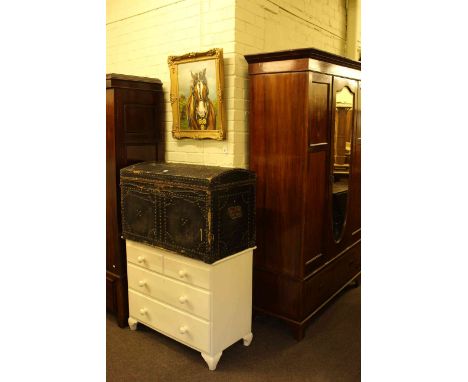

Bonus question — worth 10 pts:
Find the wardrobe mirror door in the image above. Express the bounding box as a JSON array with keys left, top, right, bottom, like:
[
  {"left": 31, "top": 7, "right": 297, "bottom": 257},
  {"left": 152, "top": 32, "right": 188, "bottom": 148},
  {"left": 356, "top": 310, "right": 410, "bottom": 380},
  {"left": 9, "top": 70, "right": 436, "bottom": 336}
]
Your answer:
[{"left": 332, "top": 85, "right": 354, "bottom": 241}]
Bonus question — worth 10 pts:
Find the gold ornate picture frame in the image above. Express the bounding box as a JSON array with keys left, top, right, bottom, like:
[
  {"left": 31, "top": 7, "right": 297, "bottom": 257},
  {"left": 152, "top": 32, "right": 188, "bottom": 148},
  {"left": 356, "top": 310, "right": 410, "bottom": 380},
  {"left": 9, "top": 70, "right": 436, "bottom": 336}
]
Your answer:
[{"left": 168, "top": 48, "right": 225, "bottom": 140}]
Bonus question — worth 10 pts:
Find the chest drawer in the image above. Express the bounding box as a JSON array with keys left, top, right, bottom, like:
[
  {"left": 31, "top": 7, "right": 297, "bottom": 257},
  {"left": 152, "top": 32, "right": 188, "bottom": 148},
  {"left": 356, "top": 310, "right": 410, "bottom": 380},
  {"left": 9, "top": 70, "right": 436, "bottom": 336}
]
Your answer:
[
  {"left": 127, "top": 263, "right": 211, "bottom": 320},
  {"left": 129, "top": 290, "right": 211, "bottom": 353},
  {"left": 164, "top": 254, "right": 210, "bottom": 290},
  {"left": 126, "top": 241, "right": 163, "bottom": 273}
]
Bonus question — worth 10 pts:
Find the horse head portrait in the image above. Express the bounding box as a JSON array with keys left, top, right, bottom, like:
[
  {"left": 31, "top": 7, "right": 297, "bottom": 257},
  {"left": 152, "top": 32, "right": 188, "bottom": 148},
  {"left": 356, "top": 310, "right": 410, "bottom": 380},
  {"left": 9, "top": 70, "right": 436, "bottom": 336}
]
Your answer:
[{"left": 187, "top": 68, "right": 216, "bottom": 130}]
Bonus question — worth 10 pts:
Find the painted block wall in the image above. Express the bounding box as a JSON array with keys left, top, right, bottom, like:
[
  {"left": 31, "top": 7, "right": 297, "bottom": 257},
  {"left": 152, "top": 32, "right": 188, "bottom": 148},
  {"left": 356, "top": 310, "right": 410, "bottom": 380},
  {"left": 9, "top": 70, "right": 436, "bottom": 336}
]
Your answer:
[
  {"left": 233, "top": 0, "right": 348, "bottom": 167},
  {"left": 106, "top": 0, "right": 352, "bottom": 168}
]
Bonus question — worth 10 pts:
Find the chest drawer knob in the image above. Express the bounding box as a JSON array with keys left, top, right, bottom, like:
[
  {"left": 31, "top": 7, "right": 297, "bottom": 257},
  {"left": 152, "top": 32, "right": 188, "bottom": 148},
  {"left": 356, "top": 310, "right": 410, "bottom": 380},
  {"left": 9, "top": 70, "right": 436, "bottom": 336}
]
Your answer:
[
  {"left": 137, "top": 255, "right": 145, "bottom": 263},
  {"left": 139, "top": 308, "right": 148, "bottom": 315},
  {"left": 178, "top": 270, "right": 187, "bottom": 278},
  {"left": 179, "top": 325, "right": 188, "bottom": 334},
  {"left": 138, "top": 280, "right": 147, "bottom": 287},
  {"left": 178, "top": 295, "right": 188, "bottom": 304}
]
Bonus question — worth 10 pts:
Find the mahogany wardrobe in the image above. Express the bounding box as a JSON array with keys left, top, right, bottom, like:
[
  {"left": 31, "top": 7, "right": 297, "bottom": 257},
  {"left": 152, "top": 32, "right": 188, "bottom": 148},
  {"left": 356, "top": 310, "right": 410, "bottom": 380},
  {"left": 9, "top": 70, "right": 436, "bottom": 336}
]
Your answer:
[{"left": 245, "top": 48, "right": 361, "bottom": 340}]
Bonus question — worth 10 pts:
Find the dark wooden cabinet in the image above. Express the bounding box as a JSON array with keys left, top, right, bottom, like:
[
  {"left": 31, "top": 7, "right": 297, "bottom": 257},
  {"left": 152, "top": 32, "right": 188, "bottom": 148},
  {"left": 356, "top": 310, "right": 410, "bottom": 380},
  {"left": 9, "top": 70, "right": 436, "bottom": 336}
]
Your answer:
[
  {"left": 245, "top": 48, "right": 361, "bottom": 340},
  {"left": 106, "top": 74, "right": 164, "bottom": 327}
]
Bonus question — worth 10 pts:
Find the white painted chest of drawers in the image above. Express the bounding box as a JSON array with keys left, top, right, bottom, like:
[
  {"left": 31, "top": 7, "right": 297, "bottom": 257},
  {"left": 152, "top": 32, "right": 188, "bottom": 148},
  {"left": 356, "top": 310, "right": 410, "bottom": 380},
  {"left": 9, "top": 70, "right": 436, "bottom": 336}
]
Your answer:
[{"left": 126, "top": 240, "right": 254, "bottom": 371}]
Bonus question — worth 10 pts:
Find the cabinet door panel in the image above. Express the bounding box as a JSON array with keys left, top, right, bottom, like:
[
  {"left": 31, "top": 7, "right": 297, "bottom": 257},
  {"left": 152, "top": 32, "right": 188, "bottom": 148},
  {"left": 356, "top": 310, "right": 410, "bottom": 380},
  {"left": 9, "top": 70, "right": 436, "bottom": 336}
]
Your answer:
[
  {"left": 303, "top": 151, "right": 327, "bottom": 275},
  {"left": 106, "top": 89, "right": 122, "bottom": 273},
  {"left": 125, "top": 144, "right": 159, "bottom": 166},
  {"left": 106, "top": 74, "right": 163, "bottom": 327},
  {"left": 250, "top": 72, "right": 308, "bottom": 278},
  {"left": 328, "top": 77, "right": 359, "bottom": 254},
  {"left": 308, "top": 73, "right": 332, "bottom": 148},
  {"left": 348, "top": 82, "right": 361, "bottom": 237},
  {"left": 304, "top": 73, "right": 332, "bottom": 275}
]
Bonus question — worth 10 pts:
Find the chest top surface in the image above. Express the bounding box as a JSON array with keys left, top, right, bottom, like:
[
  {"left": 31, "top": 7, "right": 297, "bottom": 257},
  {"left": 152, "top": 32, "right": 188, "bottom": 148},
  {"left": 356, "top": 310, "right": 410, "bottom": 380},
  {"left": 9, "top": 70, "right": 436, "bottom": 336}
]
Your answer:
[{"left": 120, "top": 161, "right": 255, "bottom": 189}]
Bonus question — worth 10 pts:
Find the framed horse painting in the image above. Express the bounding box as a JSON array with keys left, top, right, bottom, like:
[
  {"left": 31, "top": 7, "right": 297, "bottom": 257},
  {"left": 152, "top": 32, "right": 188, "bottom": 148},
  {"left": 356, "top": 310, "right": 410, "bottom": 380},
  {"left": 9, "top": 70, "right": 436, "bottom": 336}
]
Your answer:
[{"left": 168, "top": 48, "right": 226, "bottom": 140}]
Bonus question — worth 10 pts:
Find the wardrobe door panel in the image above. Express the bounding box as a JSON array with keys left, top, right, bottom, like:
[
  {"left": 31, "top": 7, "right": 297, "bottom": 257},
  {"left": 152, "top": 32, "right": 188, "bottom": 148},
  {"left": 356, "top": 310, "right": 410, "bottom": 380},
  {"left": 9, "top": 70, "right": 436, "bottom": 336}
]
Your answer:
[
  {"left": 303, "top": 152, "right": 327, "bottom": 276},
  {"left": 328, "top": 77, "right": 358, "bottom": 252},
  {"left": 348, "top": 82, "right": 361, "bottom": 238},
  {"left": 308, "top": 73, "right": 331, "bottom": 150},
  {"left": 250, "top": 72, "right": 308, "bottom": 278},
  {"left": 303, "top": 73, "right": 332, "bottom": 276}
]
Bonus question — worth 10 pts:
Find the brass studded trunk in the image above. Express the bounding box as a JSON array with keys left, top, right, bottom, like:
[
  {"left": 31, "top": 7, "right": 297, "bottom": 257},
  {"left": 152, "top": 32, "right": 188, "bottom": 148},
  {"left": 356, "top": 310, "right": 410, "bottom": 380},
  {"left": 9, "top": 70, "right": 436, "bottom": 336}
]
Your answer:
[{"left": 120, "top": 162, "right": 256, "bottom": 264}]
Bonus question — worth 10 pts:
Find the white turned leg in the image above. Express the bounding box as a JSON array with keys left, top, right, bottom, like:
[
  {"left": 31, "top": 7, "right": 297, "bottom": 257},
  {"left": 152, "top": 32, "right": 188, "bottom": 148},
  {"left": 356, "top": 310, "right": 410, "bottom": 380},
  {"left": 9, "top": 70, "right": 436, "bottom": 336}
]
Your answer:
[
  {"left": 242, "top": 332, "right": 253, "bottom": 346},
  {"left": 201, "top": 352, "right": 222, "bottom": 371},
  {"left": 128, "top": 317, "right": 138, "bottom": 331}
]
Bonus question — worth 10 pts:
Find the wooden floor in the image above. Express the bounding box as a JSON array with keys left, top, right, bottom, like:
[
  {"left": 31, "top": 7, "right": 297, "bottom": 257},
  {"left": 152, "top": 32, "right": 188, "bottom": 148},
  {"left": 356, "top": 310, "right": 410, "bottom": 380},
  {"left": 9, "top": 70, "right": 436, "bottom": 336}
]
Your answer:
[{"left": 107, "top": 285, "right": 360, "bottom": 382}]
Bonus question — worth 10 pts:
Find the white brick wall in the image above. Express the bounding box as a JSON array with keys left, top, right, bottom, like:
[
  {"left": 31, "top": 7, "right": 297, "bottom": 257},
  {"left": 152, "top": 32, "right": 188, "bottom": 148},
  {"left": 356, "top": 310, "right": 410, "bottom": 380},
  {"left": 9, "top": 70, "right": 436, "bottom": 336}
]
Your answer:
[
  {"left": 106, "top": 0, "right": 353, "bottom": 169},
  {"left": 233, "top": 0, "right": 348, "bottom": 168}
]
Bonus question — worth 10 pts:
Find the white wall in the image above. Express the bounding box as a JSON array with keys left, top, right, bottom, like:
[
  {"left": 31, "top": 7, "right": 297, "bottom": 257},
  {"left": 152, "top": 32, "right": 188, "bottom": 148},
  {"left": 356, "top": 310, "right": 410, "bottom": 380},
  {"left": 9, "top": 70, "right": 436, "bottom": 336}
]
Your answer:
[
  {"left": 233, "top": 0, "right": 349, "bottom": 167},
  {"left": 106, "top": 0, "right": 357, "bottom": 168},
  {"left": 107, "top": 0, "right": 238, "bottom": 167}
]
